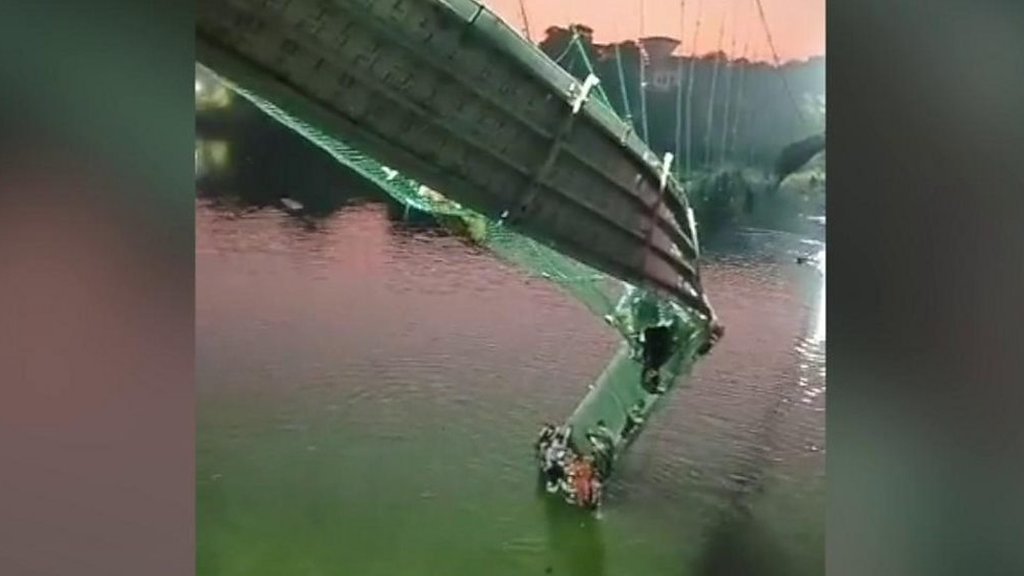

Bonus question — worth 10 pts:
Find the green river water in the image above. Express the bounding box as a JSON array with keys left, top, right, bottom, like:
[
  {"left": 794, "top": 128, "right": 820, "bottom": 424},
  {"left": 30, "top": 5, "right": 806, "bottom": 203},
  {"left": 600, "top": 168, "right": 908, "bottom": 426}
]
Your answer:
[{"left": 196, "top": 104, "right": 824, "bottom": 576}]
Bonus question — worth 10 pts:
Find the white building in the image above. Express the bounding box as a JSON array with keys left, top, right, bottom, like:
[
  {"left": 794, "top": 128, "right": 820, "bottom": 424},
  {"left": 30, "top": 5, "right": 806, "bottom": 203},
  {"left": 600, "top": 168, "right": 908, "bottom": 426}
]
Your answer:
[{"left": 639, "top": 37, "right": 683, "bottom": 93}]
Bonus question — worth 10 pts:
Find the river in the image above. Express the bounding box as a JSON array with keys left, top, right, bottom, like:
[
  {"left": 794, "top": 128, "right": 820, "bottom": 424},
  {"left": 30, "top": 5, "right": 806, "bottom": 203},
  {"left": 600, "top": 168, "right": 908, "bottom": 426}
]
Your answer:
[{"left": 196, "top": 101, "right": 825, "bottom": 576}]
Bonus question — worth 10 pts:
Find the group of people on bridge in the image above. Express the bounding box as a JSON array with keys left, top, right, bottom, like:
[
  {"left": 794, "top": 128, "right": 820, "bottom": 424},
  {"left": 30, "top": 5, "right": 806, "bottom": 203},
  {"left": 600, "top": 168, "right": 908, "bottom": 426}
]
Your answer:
[{"left": 535, "top": 424, "right": 602, "bottom": 509}]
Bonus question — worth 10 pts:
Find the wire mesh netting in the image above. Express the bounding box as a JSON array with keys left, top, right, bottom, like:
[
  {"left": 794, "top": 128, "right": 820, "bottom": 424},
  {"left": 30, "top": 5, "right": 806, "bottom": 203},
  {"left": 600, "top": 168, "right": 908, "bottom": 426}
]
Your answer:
[{"left": 217, "top": 74, "right": 628, "bottom": 321}]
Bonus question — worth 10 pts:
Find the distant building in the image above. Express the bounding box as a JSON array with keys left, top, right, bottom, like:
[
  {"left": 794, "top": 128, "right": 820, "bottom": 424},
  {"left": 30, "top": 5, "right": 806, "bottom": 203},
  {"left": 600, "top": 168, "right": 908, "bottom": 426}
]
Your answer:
[
  {"left": 640, "top": 37, "right": 683, "bottom": 92},
  {"left": 639, "top": 36, "right": 680, "bottom": 61}
]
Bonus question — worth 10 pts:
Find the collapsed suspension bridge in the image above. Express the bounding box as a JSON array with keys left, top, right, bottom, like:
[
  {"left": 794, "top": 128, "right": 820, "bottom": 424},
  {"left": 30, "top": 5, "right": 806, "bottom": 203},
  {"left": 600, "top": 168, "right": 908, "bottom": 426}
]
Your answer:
[{"left": 195, "top": 0, "right": 800, "bottom": 507}]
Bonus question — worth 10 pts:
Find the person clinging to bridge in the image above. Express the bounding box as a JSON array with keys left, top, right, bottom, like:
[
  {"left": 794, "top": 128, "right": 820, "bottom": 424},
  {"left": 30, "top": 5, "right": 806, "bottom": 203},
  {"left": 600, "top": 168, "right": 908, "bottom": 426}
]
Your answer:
[
  {"left": 543, "top": 448, "right": 564, "bottom": 492},
  {"left": 622, "top": 403, "right": 646, "bottom": 439},
  {"left": 535, "top": 423, "right": 556, "bottom": 453},
  {"left": 641, "top": 325, "right": 674, "bottom": 394},
  {"left": 570, "top": 456, "right": 598, "bottom": 508},
  {"left": 540, "top": 425, "right": 572, "bottom": 493}
]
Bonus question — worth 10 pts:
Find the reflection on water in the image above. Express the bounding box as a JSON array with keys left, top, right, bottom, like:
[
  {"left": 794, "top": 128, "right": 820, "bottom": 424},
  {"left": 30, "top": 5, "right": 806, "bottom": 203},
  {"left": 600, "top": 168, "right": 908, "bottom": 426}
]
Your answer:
[
  {"left": 691, "top": 501, "right": 795, "bottom": 576},
  {"left": 808, "top": 247, "right": 826, "bottom": 344},
  {"left": 196, "top": 85, "right": 824, "bottom": 576},
  {"left": 541, "top": 489, "right": 607, "bottom": 576},
  {"left": 798, "top": 248, "right": 826, "bottom": 409},
  {"left": 196, "top": 200, "right": 825, "bottom": 575},
  {"left": 195, "top": 139, "right": 230, "bottom": 179}
]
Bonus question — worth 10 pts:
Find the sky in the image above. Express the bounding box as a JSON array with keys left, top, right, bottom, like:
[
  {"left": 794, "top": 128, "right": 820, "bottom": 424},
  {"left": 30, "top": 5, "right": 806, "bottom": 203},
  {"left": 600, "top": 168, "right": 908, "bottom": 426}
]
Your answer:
[{"left": 484, "top": 0, "right": 825, "bottom": 62}]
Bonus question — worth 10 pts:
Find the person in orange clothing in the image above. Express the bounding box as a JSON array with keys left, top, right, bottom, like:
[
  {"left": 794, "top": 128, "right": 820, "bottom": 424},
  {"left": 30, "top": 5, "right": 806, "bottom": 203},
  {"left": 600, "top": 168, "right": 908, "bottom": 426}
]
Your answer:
[{"left": 573, "top": 456, "right": 596, "bottom": 507}]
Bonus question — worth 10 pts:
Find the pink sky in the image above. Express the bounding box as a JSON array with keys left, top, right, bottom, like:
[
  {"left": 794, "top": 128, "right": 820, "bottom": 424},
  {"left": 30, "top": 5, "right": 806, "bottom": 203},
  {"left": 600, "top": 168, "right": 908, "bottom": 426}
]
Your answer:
[{"left": 484, "top": 0, "right": 825, "bottom": 62}]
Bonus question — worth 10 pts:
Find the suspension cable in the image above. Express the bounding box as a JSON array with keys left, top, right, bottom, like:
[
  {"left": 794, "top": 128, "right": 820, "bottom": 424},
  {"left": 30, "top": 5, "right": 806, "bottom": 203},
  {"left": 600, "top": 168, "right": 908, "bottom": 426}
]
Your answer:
[
  {"left": 752, "top": 0, "right": 807, "bottom": 126},
  {"left": 517, "top": 0, "right": 532, "bottom": 42},
  {"left": 613, "top": 45, "right": 634, "bottom": 124},
  {"left": 718, "top": 8, "right": 739, "bottom": 167},
  {"left": 704, "top": 15, "right": 725, "bottom": 167},
  {"left": 728, "top": 39, "right": 750, "bottom": 159},
  {"left": 609, "top": 1, "right": 635, "bottom": 126},
  {"left": 745, "top": 47, "right": 760, "bottom": 164},
  {"left": 568, "top": 28, "right": 614, "bottom": 109},
  {"left": 550, "top": 34, "right": 577, "bottom": 65},
  {"left": 637, "top": 0, "right": 650, "bottom": 144},
  {"left": 684, "top": 0, "right": 703, "bottom": 175},
  {"left": 673, "top": 0, "right": 687, "bottom": 176}
]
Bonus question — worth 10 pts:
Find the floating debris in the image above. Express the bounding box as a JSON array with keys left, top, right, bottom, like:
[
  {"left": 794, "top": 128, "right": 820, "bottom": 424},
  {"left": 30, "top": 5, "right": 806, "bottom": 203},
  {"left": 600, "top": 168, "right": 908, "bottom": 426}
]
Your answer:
[{"left": 280, "top": 197, "right": 304, "bottom": 212}]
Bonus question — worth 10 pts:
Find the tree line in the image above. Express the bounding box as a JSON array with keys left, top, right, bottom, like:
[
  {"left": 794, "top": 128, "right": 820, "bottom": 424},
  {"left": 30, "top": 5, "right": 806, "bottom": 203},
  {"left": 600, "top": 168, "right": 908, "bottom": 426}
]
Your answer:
[{"left": 539, "top": 25, "right": 825, "bottom": 175}]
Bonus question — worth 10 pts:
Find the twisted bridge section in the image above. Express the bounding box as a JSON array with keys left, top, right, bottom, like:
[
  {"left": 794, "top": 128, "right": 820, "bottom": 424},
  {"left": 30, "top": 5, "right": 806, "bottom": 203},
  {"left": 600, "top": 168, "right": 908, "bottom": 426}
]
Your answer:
[{"left": 196, "top": 0, "right": 715, "bottom": 320}]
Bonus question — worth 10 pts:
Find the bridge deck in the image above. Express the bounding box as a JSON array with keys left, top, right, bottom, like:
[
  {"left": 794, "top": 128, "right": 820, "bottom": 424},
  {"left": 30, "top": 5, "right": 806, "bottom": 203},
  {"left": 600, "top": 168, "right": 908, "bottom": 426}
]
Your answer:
[{"left": 196, "top": 0, "right": 713, "bottom": 318}]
